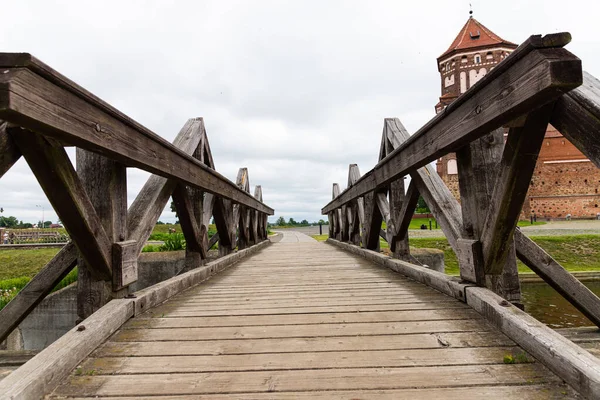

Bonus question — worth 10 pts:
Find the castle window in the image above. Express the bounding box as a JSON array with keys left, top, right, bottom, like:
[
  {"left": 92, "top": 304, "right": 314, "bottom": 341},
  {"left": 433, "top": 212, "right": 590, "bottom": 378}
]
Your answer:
[
  {"left": 446, "top": 62, "right": 450, "bottom": 71},
  {"left": 474, "top": 54, "right": 481, "bottom": 64},
  {"left": 447, "top": 159, "right": 458, "bottom": 175},
  {"left": 486, "top": 51, "right": 493, "bottom": 60},
  {"left": 461, "top": 56, "right": 468, "bottom": 63}
]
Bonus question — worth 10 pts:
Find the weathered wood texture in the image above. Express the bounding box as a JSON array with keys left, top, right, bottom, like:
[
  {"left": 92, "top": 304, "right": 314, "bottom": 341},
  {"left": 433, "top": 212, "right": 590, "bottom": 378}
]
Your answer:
[
  {"left": 10, "top": 129, "right": 113, "bottom": 280},
  {"left": 0, "top": 54, "right": 273, "bottom": 215},
  {"left": 0, "top": 299, "right": 134, "bottom": 400},
  {"left": 551, "top": 71, "right": 600, "bottom": 168},
  {"left": 1, "top": 240, "right": 271, "bottom": 399},
  {"left": 0, "top": 243, "right": 77, "bottom": 343},
  {"left": 0, "top": 121, "right": 21, "bottom": 178},
  {"left": 480, "top": 104, "right": 554, "bottom": 275},
  {"left": 456, "top": 128, "right": 522, "bottom": 304},
  {"left": 127, "top": 118, "right": 206, "bottom": 255},
  {"left": 328, "top": 238, "right": 600, "bottom": 400},
  {"left": 323, "top": 37, "right": 582, "bottom": 214},
  {"left": 76, "top": 149, "right": 128, "bottom": 319},
  {"left": 49, "top": 234, "right": 569, "bottom": 399}
]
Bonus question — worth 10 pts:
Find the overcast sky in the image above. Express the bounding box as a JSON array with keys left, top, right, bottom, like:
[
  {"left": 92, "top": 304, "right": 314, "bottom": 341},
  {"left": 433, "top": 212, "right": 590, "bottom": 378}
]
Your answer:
[{"left": 1, "top": 0, "right": 599, "bottom": 225}]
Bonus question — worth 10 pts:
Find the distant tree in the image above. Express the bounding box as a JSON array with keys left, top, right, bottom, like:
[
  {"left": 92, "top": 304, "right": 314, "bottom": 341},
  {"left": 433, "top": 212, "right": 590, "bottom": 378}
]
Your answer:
[
  {"left": 156, "top": 221, "right": 165, "bottom": 225},
  {"left": 318, "top": 219, "right": 326, "bottom": 225},
  {"left": 170, "top": 200, "right": 179, "bottom": 218},
  {"left": 0, "top": 216, "right": 18, "bottom": 228},
  {"left": 300, "top": 219, "right": 309, "bottom": 225},
  {"left": 416, "top": 195, "right": 431, "bottom": 214},
  {"left": 288, "top": 218, "right": 297, "bottom": 225},
  {"left": 0, "top": 207, "right": 3, "bottom": 214},
  {"left": 276, "top": 216, "right": 286, "bottom": 226}
]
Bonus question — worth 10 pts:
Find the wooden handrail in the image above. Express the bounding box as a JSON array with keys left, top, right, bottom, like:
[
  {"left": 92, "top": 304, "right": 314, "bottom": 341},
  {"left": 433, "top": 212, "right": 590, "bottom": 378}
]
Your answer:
[
  {"left": 0, "top": 53, "right": 273, "bottom": 215},
  {"left": 322, "top": 34, "right": 581, "bottom": 214}
]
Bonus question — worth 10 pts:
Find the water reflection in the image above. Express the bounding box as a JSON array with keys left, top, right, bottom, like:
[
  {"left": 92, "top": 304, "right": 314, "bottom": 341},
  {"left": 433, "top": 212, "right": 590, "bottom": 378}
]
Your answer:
[{"left": 521, "top": 281, "right": 600, "bottom": 328}]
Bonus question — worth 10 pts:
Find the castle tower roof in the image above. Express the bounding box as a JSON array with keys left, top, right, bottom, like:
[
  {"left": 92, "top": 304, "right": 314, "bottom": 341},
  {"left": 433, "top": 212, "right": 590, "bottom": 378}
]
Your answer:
[{"left": 438, "top": 17, "right": 517, "bottom": 61}]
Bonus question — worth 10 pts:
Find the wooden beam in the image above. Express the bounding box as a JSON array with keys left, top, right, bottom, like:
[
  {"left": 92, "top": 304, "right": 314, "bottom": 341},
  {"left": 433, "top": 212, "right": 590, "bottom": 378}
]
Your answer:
[
  {"left": 514, "top": 230, "right": 600, "bottom": 328},
  {"left": 172, "top": 184, "right": 208, "bottom": 258},
  {"left": 10, "top": 129, "right": 112, "bottom": 280},
  {"left": 456, "top": 129, "right": 522, "bottom": 304},
  {"left": 0, "top": 121, "right": 21, "bottom": 178},
  {"left": 0, "top": 243, "right": 77, "bottom": 343},
  {"left": 322, "top": 42, "right": 582, "bottom": 214},
  {"left": 213, "top": 197, "right": 234, "bottom": 256},
  {"left": 480, "top": 104, "right": 554, "bottom": 275},
  {"left": 112, "top": 240, "right": 138, "bottom": 291},
  {"left": 127, "top": 118, "right": 206, "bottom": 255},
  {"left": 392, "top": 181, "right": 420, "bottom": 242},
  {"left": 361, "top": 192, "right": 382, "bottom": 251},
  {"left": 384, "top": 118, "right": 464, "bottom": 250},
  {"left": 76, "top": 149, "right": 128, "bottom": 319},
  {"left": 551, "top": 71, "right": 600, "bottom": 168},
  {"left": 0, "top": 60, "right": 273, "bottom": 215}
]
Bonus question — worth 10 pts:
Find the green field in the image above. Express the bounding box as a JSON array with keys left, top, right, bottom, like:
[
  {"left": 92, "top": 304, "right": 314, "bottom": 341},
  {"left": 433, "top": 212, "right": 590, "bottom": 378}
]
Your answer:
[{"left": 0, "top": 223, "right": 191, "bottom": 309}]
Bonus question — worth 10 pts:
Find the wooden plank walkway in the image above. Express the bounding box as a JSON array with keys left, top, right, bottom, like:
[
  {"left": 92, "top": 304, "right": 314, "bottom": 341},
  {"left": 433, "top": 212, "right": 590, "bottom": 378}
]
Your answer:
[{"left": 50, "top": 232, "right": 575, "bottom": 399}]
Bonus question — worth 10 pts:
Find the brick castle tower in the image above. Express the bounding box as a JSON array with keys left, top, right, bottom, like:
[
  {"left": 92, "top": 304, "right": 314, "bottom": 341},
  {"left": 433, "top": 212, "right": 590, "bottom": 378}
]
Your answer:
[{"left": 435, "top": 16, "right": 600, "bottom": 219}]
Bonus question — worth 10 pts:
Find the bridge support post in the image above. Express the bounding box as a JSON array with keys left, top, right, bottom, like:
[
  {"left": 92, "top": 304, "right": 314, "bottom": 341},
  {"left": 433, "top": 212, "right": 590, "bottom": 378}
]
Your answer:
[
  {"left": 456, "top": 129, "right": 522, "bottom": 306},
  {"left": 76, "top": 150, "right": 128, "bottom": 321}
]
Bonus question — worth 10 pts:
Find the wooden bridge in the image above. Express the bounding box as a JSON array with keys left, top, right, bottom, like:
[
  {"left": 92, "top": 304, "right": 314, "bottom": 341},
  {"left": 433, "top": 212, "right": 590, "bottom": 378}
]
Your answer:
[{"left": 1, "top": 32, "right": 600, "bottom": 399}]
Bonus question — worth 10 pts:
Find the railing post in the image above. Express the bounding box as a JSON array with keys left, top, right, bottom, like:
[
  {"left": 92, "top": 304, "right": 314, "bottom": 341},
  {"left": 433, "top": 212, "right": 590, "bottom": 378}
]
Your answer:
[
  {"left": 76, "top": 150, "right": 128, "bottom": 321},
  {"left": 456, "top": 128, "right": 522, "bottom": 306}
]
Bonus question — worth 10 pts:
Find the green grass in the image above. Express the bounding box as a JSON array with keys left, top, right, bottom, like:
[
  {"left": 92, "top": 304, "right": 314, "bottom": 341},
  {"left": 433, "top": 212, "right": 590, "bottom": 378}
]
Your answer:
[
  {"left": 313, "top": 233, "right": 600, "bottom": 276},
  {"left": 148, "top": 223, "right": 216, "bottom": 240},
  {"left": 0, "top": 248, "right": 61, "bottom": 281}
]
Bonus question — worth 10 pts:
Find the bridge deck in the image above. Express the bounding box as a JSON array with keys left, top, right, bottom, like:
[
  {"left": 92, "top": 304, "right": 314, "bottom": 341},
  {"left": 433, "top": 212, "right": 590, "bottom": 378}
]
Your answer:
[{"left": 51, "top": 232, "right": 572, "bottom": 399}]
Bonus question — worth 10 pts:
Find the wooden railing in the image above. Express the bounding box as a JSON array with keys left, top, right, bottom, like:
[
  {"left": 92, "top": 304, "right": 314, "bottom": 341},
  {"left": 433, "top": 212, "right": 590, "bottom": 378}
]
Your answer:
[
  {"left": 0, "top": 53, "right": 274, "bottom": 342},
  {"left": 322, "top": 33, "right": 600, "bottom": 327}
]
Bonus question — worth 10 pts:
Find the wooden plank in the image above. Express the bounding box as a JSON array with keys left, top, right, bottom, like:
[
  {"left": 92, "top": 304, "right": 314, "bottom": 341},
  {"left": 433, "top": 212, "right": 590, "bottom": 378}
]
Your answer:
[
  {"left": 551, "top": 71, "right": 600, "bottom": 168},
  {"left": 322, "top": 45, "right": 582, "bottom": 214},
  {"left": 480, "top": 104, "right": 554, "bottom": 274},
  {"left": 81, "top": 346, "right": 522, "bottom": 374},
  {"left": 127, "top": 118, "right": 205, "bottom": 254},
  {"left": 160, "top": 302, "right": 468, "bottom": 317},
  {"left": 46, "top": 385, "right": 579, "bottom": 400},
  {"left": 0, "top": 65, "right": 273, "bottom": 215},
  {"left": 0, "top": 121, "right": 21, "bottom": 178},
  {"left": 514, "top": 229, "right": 600, "bottom": 327},
  {"left": 392, "top": 181, "right": 419, "bottom": 241},
  {"left": 466, "top": 286, "right": 600, "bottom": 399},
  {"left": 10, "top": 129, "right": 112, "bottom": 280},
  {"left": 125, "top": 309, "right": 481, "bottom": 329},
  {"left": 132, "top": 240, "right": 270, "bottom": 316},
  {"left": 53, "top": 364, "right": 556, "bottom": 397},
  {"left": 0, "top": 299, "right": 134, "bottom": 400},
  {"left": 113, "top": 319, "right": 490, "bottom": 342},
  {"left": 94, "top": 331, "right": 511, "bottom": 357},
  {"left": 0, "top": 243, "right": 77, "bottom": 343}
]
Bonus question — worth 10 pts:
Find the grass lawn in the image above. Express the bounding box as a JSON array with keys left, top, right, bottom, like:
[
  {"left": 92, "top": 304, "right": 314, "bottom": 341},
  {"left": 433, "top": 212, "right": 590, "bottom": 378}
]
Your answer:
[
  {"left": 0, "top": 248, "right": 61, "bottom": 281},
  {"left": 312, "top": 233, "right": 599, "bottom": 276},
  {"left": 383, "top": 218, "right": 544, "bottom": 231}
]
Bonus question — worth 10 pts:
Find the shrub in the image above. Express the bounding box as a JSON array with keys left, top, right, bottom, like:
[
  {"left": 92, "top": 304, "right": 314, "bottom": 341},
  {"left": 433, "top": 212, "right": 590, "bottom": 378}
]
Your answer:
[{"left": 160, "top": 233, "right": 186, "bottom": 251}]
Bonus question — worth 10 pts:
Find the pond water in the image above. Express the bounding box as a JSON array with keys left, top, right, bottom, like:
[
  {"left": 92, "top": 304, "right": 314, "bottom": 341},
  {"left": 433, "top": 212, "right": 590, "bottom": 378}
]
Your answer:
[{"left": 520, "top": 280, "right": 600, "bottom": 328}]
